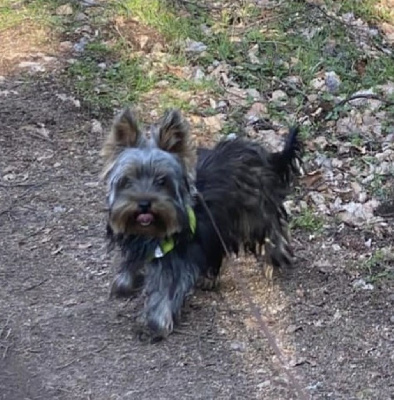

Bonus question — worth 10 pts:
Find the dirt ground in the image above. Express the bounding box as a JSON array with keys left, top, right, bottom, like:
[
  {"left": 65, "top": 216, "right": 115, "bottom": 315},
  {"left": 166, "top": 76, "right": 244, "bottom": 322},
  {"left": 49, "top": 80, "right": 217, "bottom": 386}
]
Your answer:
[{"left": 0, "top": 72, "right": 393, "bottom": 400}]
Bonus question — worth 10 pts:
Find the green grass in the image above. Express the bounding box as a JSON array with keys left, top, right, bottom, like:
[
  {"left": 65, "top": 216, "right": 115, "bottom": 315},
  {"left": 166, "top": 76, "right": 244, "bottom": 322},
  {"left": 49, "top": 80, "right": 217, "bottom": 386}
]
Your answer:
[
  {"left": 363, "top": 248, "right": 394, "bottom": 282},
  {"left": 157, "top": 92, "right": 193, "bottom": 112},
  {"left": 198, "top": 0, "right": 393, "bottom": 101},
  {"left": 291, "top": 209, "right": 324, "bottom": 233},
  {"left": 331, "top": 0, "right": 394, "bottom": 23},
  {"left": 0, "top": 0, "right": 66, "bottom": 31},
  {"left": 63, "top": 0, "right": 211, "bottom": 111},
  {"left": 68, "top": 45, "right": 157, "bottom": 111},
  {"left": 116, "top": 0, "right": 203, "bottom": 41}
]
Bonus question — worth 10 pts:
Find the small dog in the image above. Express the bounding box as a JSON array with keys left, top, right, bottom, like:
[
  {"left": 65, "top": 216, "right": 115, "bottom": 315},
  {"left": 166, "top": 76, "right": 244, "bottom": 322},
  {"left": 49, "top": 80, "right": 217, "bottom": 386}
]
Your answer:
[{"left": 101, "top": 108, "right": 302, "bottom": 339}]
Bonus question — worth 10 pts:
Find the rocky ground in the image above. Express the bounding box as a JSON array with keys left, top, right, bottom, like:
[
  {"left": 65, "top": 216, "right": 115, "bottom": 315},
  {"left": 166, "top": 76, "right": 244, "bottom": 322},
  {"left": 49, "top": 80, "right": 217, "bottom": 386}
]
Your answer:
[{"left": 0, "top": 1, "right": 393, "bottom": 399}]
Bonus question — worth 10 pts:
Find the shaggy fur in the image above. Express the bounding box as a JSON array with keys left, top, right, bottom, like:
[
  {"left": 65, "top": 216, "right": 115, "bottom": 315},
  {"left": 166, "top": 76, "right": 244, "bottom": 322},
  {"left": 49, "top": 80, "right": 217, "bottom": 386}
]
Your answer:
[{"left": 101, "top": 107, "right": 302, "bottom": 339}]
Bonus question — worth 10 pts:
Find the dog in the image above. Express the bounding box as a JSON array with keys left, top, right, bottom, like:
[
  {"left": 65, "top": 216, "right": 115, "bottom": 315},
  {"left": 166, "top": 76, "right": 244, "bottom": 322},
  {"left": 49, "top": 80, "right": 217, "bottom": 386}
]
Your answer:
[{"left": 101, "top": 107, "right": 302, "bottom": 339}]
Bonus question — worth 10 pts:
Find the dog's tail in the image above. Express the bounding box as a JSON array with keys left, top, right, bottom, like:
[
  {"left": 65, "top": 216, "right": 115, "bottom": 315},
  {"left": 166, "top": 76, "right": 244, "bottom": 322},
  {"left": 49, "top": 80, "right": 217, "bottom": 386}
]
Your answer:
[{"left": 269, "top": 126, "right": 303, "bottom": 185}]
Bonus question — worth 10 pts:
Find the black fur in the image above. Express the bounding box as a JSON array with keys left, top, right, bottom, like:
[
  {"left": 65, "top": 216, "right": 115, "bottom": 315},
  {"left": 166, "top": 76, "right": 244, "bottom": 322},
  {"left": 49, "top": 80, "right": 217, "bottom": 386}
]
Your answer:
[{"left": 106, "top": 127, "right": 302, "bottom": 339}]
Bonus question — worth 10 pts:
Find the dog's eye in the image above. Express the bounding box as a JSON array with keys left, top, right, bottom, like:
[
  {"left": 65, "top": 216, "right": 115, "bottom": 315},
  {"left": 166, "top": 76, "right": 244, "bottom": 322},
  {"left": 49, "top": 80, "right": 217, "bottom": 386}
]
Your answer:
[
  {"left": 118, "top": 177, "right": 132, "bottom": 189},
  {"left": 155, "top": 177, "right": 166, "bottom": 186}
]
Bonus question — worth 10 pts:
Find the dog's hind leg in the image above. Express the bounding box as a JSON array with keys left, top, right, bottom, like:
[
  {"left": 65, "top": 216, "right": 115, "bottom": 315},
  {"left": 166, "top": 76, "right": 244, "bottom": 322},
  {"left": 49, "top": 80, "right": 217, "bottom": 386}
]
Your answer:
[
  {"left": 143, "top": 257, "right": 200, "bottom": 339},
  {"left": 264, "top": 210, "right": 293, "bottom": 277}
]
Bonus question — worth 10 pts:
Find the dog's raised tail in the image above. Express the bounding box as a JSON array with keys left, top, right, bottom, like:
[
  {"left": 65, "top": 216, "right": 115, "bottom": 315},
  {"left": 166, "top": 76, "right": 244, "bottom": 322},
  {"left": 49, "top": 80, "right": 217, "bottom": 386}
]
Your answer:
[{"left": 270, "top": 126, "right": 303, "bottom": 185}]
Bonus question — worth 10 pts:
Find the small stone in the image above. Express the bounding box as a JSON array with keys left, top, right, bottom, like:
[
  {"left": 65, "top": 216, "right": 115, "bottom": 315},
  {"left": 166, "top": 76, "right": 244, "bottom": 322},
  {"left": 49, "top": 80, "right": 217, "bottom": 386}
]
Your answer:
[
  {"left": 245, "top": 102, "right": 268, "bottom": 123},
  {"left": 73, "top": 37, "right": 89, "bottom": 53},
  {"left": 230, "top": 341, "right": 246, "bottom": 351},
  {"left": 74, "top": 12, "right": 87, "bottom": 21},
  {"left": 184, "top": 39, "right": 207, "bottom": 53},
  {"left": 91, "top": 120, "right": 103, "bottom": 135},
  {"left": 225, "top": 133, "right": 237, "bottom": 141},
  {"left": 98, "top": 62, "right": 106, "bottom": 70},
  {"left": 353, "top": 279, "right": 374, "bottom": 290},
  {"left": 246, "top": 88, "right": 260, "bottom": 100},
  {"left": 325, "top": 71, "right": 341, "bottom": 93},
  {"left": 59, "top": 41, "right": 73, "bottom": 51},
  {"left": 80, "top": 0, "right": 97, "bottom": 6},
  {"left": 203, "top": 114, "right": 225, "bottom": 132},
  {"left": 271, "top": 89, "right": 287, "bottom": 102},
  {"left": 257, "top": 380, "right": 270, "bottom": 389},
  {"left": 310, "top": 77, "right": 325, "bottom": 91},
  {"left": 151, "top": 43, "right": 164, "bottom": 53},
  {"left": 139, "top": 35, "right": 149, "bottom": 50},
  {"left": 390, "top": 316, "right": 394, "bottom": 323},
  {"left": 193, "top": 68, "right": 205, "bottom": 81},
  {"left": 53, "top": 206, "right": 66, "bottom": 213},
  {"left": 18, "top": 61, "right": 45, "bottom": 73},
  {"left": 56, "top": 4, "right": 73, "bottom": 16},
  {"left": 217, "top": 100, "right": 227, "bottom": 109},
  {"left": 79, "top": 24, "right": 92, "bottom": 34}
]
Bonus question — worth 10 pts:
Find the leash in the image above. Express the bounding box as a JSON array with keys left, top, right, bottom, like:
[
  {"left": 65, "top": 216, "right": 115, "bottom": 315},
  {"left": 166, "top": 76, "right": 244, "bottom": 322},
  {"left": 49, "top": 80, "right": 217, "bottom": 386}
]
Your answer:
[{"left": 196, "top": 192, "right": 310, "bottom": 400}]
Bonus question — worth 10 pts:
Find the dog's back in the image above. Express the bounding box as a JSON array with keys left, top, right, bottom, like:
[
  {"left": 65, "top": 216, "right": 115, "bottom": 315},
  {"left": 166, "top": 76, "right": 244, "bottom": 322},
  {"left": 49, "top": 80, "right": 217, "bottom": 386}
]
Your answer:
[{"left": 195, "top": 129, "right": 302, "bottom": 277}]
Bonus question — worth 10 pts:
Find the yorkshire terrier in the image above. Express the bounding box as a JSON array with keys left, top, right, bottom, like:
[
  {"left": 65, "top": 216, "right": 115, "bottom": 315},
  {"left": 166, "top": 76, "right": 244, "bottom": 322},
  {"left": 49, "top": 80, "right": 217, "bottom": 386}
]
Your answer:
[{"left": 101, "top": 107, "right": 302, "bottom": 339}]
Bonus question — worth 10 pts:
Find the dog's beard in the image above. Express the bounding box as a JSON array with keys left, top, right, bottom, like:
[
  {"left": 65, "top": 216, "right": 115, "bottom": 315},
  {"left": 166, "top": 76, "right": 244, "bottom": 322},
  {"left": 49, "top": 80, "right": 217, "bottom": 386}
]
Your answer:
[
  {"left": 107, "top": 225, "right": 161, "bottom": 263},
  {"left": 108, "top": 198, "right": 183, "bottom": 239}
]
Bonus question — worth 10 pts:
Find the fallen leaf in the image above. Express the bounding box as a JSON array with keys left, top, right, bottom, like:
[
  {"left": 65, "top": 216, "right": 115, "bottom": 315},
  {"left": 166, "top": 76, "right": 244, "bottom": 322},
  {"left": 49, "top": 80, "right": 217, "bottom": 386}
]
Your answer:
[
  {"left": 78, "top": 243, "right": 92, "bottom": 249},
  {"left": 51, "top": 246, "right": 63, "bottom": 255},
  {"left": 300, "top": 170, "right": 323, "bottom": 188}
]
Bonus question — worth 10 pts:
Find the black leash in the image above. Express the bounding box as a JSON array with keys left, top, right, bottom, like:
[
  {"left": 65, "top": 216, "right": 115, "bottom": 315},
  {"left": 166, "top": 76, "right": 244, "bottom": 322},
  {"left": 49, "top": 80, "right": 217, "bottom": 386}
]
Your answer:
[{"left": 196, "top": 192, "right": 310, "bottom": 400}]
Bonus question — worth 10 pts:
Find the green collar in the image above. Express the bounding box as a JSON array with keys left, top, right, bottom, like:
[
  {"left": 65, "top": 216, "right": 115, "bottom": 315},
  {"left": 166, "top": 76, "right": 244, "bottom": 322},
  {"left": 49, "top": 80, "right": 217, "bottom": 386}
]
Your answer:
[{"left": 151, "top": 206, "right": 196, "bottom": 260}]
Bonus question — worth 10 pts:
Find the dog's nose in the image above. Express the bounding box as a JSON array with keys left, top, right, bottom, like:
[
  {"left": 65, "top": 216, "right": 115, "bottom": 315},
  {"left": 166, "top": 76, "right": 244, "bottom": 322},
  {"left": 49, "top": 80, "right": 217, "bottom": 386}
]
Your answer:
[{"left": 138, "top": 200, "right": 151, "bottom": 212}]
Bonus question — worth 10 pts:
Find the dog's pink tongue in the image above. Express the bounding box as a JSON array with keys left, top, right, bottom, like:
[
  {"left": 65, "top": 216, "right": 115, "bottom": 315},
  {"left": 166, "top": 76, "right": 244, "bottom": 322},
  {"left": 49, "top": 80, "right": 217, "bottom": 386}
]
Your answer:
[{"left": 136, "top": 213, "right": 154, "bottom": 225}]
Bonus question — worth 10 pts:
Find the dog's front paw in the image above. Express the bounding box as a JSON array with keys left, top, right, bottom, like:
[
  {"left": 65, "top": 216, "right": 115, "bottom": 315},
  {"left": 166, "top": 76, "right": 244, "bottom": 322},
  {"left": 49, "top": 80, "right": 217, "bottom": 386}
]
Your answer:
[
  {"left": 146, "top": 300, "right": 174, "bottom": 339},
  {"left": 110, "top": 270, "right": 144, "bottom": 299}
]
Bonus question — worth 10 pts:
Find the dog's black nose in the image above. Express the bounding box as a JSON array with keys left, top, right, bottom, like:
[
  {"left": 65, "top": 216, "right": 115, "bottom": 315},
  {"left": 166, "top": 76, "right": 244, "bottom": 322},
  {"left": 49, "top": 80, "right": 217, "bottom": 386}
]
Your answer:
[{"left": 138, "top": 200, "right": 151, "bottom": 212}]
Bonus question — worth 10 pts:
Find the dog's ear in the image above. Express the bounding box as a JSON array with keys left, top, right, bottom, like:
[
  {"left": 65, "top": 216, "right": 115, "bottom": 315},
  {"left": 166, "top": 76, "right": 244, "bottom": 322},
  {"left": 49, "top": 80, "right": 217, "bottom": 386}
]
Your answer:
[
  {"left": 154, "top": 109, "right": 197, "bottom": 195},
  {"left": 154, "top": 110, "right": 193, "bottom": 159},
  {"left": 101, "top": 108, "right": 145, "bottom": 162}
]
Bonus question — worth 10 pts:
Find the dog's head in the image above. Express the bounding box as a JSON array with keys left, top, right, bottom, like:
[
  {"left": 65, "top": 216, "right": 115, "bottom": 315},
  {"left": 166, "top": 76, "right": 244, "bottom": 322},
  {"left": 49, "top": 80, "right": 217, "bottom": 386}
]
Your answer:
[{"left": 101, "top": 108, "right": 196, "bottom": 239}]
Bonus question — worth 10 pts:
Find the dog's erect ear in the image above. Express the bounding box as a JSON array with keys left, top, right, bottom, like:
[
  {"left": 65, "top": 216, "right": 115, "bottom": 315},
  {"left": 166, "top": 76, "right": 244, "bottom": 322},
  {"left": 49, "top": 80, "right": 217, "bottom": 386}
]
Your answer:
[
  {"left": 112, "top": 108, "right": 143, "bottom": 148},
  {"left": 154, "top": 109, "right": 197, "bottom": 195},
  {"left": 101, "top": 108, "right": 145, "bottom": 162},
  {"left": 154, "top": 109, "right": 193, "bottom": 158}
]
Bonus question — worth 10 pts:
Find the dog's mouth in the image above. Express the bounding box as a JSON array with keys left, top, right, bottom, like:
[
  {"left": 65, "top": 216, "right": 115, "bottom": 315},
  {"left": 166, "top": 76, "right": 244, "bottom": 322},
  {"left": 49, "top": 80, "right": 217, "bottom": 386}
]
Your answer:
[{"left": 135, "top": 213, "right": 155, "bottom": 227}]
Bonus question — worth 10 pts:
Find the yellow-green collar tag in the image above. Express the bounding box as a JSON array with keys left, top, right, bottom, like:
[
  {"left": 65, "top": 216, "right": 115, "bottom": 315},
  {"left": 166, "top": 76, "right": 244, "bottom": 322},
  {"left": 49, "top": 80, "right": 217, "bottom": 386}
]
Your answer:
[{"left": 152, "top": 206, "right": 196, "bottom": 259}]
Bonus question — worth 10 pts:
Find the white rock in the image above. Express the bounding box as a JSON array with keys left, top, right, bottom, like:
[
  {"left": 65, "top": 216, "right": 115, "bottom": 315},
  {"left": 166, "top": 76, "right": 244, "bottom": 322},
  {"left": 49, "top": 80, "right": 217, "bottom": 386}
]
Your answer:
[
  {"left": 245, "top": 102, "right": 268, "bottom": 123},
  {"left": 271, "top": 89, "right": 287, "bottom": 102},
  {"left": 310, "top": 77, "right": 325, "bottom": 91},
  {"left": 246, "top": 88, "right": 260, "bottom": 100},
  {"left": 91, "top": 120, "right": 103, "bottom": 135},
  {"left": 18, "top": 61, "right": 45, "bottom": 72},
  {"left": 203, "top": 114, "right": 225, "bottom": 132},
  {"left": 325, "top": 71, "right": 341, "bottom": 93},
  {"left": 139, "top": 35, "right": 149, "bottom": 50},
  {"left": 74, "top": 12, "right": 87, "bottom": 21},
  {"left": 56, "top": 4, "right": 73, "bottom": 16},
  {"left": 193, "top": 68, "right": 205, "bottom": 81},
  {"left": 353, "top": 279, "right": 374, "bottom": 290},
  {"left": 184, "top": 39, "right": 207, "bottom": 53}
]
